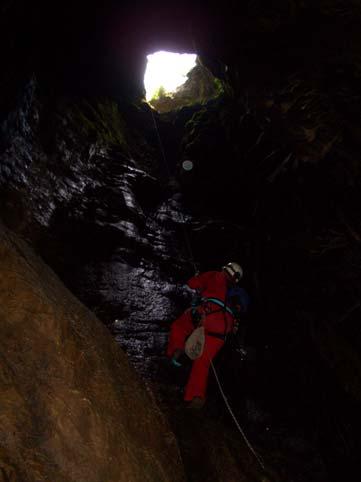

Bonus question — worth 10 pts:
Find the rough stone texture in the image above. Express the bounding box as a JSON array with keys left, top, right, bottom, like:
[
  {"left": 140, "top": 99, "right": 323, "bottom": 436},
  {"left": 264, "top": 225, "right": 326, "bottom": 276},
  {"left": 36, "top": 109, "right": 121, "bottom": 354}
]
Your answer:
[
  {"left": 0, "top": 78, "right": 193, "bottom": 380},
  {"left": 1, "top": 1, "right": 361, "bottom": 481},
  {"left": 0, "top": 222, "right": 185, "bottom": 482}
]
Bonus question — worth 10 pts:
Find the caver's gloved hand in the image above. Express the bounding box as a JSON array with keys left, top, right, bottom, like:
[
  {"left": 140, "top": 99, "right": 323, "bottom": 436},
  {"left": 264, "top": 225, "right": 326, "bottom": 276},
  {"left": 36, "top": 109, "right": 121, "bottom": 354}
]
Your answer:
[
  {"left": 191, "top": 289, "right": 202, "bottom": 308},
  {"left": 171, "top": 358, "right": 182, "bottom": 368},
  {"left": 171, "top": 348, "right": 185, "bottom": 367}
]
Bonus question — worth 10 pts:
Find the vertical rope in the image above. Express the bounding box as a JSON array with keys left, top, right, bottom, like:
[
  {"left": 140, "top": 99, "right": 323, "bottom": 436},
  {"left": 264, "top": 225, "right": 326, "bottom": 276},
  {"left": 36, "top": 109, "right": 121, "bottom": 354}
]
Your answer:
[
  {"left": 150, "top": 107, "right": 172, "bottom": 178},
  {"left": 209, "top": 358, "right": 266, "bottom": 471},
  {"left": 149, "top": 107, "right": 198, "bottom": 274}
]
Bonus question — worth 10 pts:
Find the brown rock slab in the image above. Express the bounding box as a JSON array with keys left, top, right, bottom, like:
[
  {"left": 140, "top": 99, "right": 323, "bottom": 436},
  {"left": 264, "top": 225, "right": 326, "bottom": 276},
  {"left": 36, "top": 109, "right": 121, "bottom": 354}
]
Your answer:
[{"left": 0, "top": 223, "right": 185, "bottom": 482}]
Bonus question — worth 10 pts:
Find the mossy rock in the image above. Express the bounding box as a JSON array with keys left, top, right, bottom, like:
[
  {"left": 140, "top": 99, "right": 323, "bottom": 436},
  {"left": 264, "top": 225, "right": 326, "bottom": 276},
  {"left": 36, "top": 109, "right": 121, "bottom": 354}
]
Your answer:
[{"left": 66, "top": 98, "right": 127, "bottom": 146}]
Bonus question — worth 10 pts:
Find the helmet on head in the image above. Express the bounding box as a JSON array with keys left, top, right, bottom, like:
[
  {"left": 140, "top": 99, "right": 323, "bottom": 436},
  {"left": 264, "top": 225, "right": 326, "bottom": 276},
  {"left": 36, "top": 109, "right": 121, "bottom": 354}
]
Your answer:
[{"left": 222, "top": 262, "right": 243, "bottom": 282}]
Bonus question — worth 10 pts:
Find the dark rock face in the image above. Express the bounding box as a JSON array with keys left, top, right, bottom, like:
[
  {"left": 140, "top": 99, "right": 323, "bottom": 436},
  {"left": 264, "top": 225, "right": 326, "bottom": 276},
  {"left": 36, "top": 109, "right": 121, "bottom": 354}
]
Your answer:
[
  {"left": 0, "top": 79, "right": 190, "bottom": 373},
  {"left": 178, "top": 94, "right": 361, "bottom": 480}
]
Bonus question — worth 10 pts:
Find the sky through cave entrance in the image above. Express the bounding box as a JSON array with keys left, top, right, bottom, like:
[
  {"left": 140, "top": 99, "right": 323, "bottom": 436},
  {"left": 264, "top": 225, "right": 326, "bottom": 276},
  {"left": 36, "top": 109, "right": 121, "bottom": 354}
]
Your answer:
[{"left": 144, "top": 51, "right": 197, "bottom": 101}]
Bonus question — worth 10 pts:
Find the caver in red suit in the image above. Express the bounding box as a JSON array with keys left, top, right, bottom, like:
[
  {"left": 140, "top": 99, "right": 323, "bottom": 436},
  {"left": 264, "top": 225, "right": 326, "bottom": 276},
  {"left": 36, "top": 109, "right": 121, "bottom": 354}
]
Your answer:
[{"left": 167, "top": 270, "right": 236, "bottom": 402}]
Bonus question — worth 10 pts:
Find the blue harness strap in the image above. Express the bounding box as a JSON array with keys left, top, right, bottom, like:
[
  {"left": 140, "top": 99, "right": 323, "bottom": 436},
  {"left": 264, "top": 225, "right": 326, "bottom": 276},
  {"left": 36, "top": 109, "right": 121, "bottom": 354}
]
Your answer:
[{"left": 203, "top": 297, "right": 235, "bottom": 317}]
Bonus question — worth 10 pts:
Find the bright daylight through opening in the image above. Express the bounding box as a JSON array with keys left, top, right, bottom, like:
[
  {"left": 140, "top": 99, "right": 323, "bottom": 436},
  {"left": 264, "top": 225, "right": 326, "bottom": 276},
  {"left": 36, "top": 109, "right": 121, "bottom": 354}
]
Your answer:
[{"left": 144, "top": 51, "right": 197, "bottom": 101}]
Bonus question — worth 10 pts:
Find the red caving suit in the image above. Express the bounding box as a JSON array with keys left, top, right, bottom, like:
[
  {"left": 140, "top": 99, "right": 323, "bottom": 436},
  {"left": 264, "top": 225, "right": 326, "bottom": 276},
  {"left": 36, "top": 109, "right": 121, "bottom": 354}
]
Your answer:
[{"left": 167, "top": 271, "right": 235, "bottom": 401}]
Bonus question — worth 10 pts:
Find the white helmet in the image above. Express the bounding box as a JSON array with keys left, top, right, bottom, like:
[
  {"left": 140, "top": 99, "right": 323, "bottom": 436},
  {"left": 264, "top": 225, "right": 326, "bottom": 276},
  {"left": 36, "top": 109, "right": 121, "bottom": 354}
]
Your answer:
[{"left": 223, "top": 262, "right": 243, "bottom": 282}]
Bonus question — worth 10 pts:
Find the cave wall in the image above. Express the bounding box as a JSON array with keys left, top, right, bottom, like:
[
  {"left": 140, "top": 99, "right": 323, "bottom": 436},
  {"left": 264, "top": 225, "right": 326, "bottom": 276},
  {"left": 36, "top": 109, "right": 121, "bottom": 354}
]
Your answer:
[{"left": 1, "top": 1, "right": 361, "bottom": 481}]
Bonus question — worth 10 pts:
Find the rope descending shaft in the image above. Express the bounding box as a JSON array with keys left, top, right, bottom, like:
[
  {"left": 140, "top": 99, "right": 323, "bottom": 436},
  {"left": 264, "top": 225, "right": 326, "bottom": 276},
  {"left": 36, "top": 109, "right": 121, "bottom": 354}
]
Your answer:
[
  {"left": 151, "top": 100, "right": 266, "bottom": 474},
  {"left": 209, "top": 358, "right": 265, "bottom": 471},
  {"left": 150, "top": 107, "right": 198, "bottom": 274}
]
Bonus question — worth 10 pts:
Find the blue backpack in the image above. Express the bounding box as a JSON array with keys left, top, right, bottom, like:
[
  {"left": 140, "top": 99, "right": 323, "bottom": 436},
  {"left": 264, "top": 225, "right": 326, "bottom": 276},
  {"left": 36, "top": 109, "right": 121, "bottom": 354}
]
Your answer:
[
  {"left": 201, "top": 286, "right": 250, "bottom": 320},
  {"left": 226, "top": 286, "right": 250, "bottom": 316}
]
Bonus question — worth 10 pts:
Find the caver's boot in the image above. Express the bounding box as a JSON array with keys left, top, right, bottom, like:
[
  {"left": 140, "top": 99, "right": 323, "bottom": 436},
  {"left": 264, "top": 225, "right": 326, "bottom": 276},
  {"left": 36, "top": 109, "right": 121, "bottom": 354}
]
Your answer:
[{"left": 187, "top": 396, "right": 205, "bottom": 410}]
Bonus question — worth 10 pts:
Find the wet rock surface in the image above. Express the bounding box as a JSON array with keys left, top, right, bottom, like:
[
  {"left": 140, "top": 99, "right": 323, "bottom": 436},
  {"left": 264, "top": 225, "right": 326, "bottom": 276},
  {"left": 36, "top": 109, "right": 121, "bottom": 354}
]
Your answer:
[{"left": 0, "top": 79, "right": 193, "bottom": 380}]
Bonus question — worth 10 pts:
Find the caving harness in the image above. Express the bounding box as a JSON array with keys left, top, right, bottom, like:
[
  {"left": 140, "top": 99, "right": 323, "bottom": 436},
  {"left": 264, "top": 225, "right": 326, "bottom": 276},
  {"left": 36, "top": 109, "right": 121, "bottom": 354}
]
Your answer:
[
  {"left": 204, "top": 297, "right": 235, "bottom": 317},
  {"left": 185, "top": 296, "right": 233, "bottom": 358},
  {"left": 190, "top": 288, "right": 250, "bottom": 342},
  {"left": 199, "top": 297, "right": 235, "bottom": 341},
  {"left": 185, "top": 292, "right": 244, "bottom": 360}
]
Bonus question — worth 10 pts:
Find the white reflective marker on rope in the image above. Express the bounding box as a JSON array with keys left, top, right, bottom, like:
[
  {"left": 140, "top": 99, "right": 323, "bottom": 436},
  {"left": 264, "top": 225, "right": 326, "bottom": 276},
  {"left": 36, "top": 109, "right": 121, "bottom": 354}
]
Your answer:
[{"left": 182, "top": 160, "right": 194, "bottom": 171}]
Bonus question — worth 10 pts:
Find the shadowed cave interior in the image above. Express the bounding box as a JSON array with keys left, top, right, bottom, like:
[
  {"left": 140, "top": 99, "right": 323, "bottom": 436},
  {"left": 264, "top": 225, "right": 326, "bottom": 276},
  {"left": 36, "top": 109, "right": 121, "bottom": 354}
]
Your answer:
[{"left": 1, "top": 2, "right": 361, "bottom": 482}]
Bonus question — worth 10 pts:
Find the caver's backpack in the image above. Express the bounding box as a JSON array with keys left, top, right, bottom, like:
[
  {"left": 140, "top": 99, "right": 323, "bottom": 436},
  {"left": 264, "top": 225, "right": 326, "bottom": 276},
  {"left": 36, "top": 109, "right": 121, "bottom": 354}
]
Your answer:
[
  {"left": 225, "top": 286, "right": 250, "bottom": 318},
  {"left": 201, "top": 286, "right": 250, "bottom": 321}
]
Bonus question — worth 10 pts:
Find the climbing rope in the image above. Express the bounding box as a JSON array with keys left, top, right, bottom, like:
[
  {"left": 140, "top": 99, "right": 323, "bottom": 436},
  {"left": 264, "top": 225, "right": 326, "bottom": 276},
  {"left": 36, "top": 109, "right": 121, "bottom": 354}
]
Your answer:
[
  {"left": 149, "top": 107, "right": 198, "bottom": 274},
  {"left": 209, "top": 358, "right": 265, "bottom": 471},
  {"left": 150, "top": 107, "right": 172, "bottom": 178},
  {"left": 209, "top": 303, "right": 266, "bottom": 471},
  {"left": 150, "top": 104, "right": 265, "bottom": 473}
]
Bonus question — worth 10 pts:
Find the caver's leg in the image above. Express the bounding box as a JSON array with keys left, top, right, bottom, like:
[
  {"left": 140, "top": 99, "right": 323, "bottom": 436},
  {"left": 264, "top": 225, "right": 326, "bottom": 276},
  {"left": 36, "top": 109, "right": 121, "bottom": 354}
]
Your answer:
[
  {"left": 184, "top": 335, "right": 224, "bottom": 401},
  {"left": 167, "top": 309, "right": 194, "bottom": 357}
]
